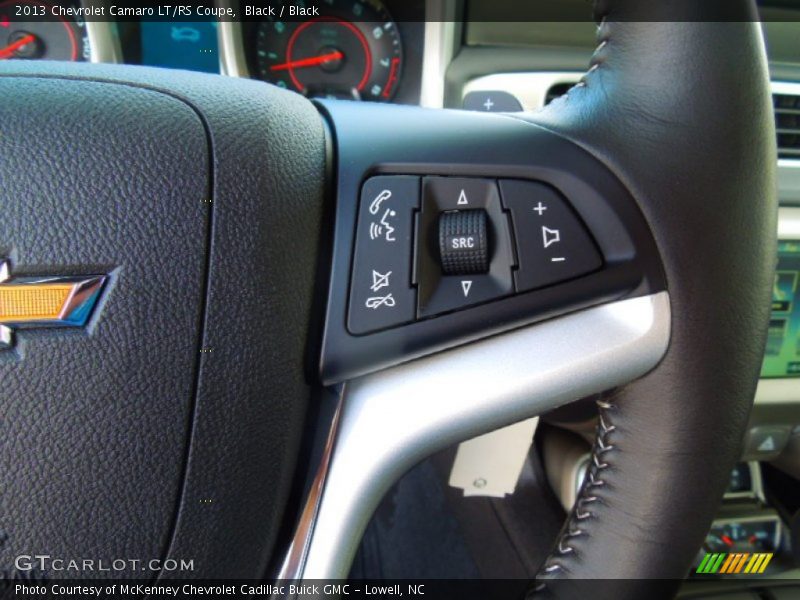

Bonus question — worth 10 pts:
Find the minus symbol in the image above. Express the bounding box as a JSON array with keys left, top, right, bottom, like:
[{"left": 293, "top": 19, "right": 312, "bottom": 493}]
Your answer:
[{"left": 551, "top": 257, "right": 565, "bottom": 262}]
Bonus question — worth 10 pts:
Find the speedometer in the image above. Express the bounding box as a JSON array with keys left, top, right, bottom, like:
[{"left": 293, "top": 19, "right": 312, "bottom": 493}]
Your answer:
[
  {"left": 253, "top": 0, "right": 402, "bottom": 102},
  {"left": 0, "top": 1, "right": 89, "bottom": 62}
]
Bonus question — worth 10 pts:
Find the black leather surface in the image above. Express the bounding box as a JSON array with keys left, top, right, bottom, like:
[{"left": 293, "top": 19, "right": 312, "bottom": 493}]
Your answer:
[
  {"left": 525, "top": 2, "right": 777, "bottom": 597},
  {"left": 0, "top": 75, "right": 208, "bottom": 580},
  {"left": 0, "top": 63, "right": 326, "bottom": 579}
]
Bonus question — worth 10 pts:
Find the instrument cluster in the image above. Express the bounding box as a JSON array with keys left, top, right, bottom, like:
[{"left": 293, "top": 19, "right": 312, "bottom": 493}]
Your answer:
[
  {"left": 0, "top": 0, "right": 90, "bottom": 62},
  {"left": 241, "top": 0, "right": 424, "bottom": 104},
  {"left": 246, "top": 0, "right": 403, "bottom": 101},
  {"left": 0, "top": 1, "right": 425, "bottom": 105}
]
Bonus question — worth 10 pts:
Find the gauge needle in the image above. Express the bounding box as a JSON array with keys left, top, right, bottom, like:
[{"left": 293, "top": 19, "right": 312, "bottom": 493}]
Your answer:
[
  {"left": 270, "top": 51, "right": 344, "bottom": 72},
  {"left": 0, "top": 33, "right": 35, "bottom": 59}
]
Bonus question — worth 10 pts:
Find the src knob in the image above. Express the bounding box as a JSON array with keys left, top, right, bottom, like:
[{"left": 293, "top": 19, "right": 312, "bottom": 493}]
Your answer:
[{"left": 438, "top": 209, "right": 490, "bottom": 275}]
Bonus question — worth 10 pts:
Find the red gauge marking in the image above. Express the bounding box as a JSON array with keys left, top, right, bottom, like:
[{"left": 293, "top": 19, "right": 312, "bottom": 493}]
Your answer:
[
  {"left": 63, "top": 13, "right": 78, "bottom": 60},
  {"left": 721, "top": 535, "right": 735, "bottom": 547},
  {"left": 270, "top": 50, "right": 344, "bottom": 72},
  {"left": 284, "top": 17, "right": 372, "bottom": 93},
  {"left": 382, "top": 56, "right": 401, "bottom": 99},
  {"left": 0, "top": 33, "right": 35, "bottom": 59},
  {"left": 1, "top": 15, "right": 10, "bottom": 28},
  {"left": 0, "top": 1, "right": 80, "bottom": 61}
]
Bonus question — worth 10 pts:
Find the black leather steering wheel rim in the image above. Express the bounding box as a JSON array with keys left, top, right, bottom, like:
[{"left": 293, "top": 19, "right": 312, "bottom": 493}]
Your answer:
[{"left": 526, "top": 2, "right": 777, "bottom": 597}]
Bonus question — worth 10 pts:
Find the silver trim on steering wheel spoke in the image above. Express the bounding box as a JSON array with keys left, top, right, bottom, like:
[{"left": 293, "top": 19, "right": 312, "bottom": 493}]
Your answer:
[{"left": 287, "top": 291, "right": 671, "bottom": 579}]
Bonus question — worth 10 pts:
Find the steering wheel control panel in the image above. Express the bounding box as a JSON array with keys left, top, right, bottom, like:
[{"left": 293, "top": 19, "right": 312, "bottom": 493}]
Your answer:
[
  {"left": 348, "top": 176, "right": 603, "bottom": 335},
  {"left": 348, "top": 176, "right": 419, "bottom": 334},
  {"left": 318, "top": 101, "right": 665, "bottom": 383}
]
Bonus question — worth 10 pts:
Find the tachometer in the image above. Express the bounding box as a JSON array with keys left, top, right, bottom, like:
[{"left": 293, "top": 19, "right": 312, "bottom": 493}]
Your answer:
[
  {"left": 0, "top": 1, "right": 89, "bottom": 62},
  {"left": 253, "top": 0, "right": 402, "bottom": 102}
]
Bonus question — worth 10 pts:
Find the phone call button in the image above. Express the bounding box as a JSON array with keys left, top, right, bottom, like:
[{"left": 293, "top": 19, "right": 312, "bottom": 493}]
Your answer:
[{"left": 348, "top": 176, "right": 420, "bottom": 335}]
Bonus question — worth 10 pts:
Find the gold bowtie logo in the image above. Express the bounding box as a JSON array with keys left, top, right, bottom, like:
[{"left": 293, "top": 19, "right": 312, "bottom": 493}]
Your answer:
[{"left": 0, "top": 260, "right": 108, "bottom": 349}]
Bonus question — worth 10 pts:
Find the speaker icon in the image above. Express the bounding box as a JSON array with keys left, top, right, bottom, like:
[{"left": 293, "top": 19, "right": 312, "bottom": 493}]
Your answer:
[
  {"left": 370, "top": 222, "right": 384, "bottom": 240},
  {"left": 542, "top": 226, "right": 561, "bottom": 248}
]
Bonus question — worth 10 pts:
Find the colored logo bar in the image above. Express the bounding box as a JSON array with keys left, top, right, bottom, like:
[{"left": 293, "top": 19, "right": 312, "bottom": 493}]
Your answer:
[
  {"left": 0, "top": 260, "right": 107, "bottom": 349},
  {"left": 696, "top": 552, "right": 773, "bottom": 574}
]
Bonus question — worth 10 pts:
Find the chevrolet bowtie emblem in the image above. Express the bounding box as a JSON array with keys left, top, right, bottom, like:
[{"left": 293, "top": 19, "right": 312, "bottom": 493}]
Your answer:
[{"left": 0, "top": 260, "right": 108, "bottom": 349}]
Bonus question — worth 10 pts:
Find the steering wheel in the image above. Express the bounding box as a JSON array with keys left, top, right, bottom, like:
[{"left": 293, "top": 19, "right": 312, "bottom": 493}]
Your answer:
[{"left": 0, "top": 1, "right": 776, "bottom": 598}]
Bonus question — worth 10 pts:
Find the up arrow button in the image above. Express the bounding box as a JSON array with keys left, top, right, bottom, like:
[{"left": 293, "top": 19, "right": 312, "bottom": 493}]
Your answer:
[{"left": 416, "top": 177, "right": 515, "bottom": 317}]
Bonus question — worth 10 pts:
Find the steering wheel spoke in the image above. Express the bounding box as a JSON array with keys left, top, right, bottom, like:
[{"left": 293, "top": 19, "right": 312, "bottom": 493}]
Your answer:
[{"left": 288, "top": 291, "right": 669, "bottom": 578}]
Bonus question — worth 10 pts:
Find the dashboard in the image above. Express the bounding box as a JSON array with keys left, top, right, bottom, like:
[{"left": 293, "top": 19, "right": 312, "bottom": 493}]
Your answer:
[{"left": 0, "top": 0, "right": 426, "bottom": 103}]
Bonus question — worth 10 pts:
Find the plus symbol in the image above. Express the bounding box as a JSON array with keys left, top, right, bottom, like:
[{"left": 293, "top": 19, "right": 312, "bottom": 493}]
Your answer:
[
  {"left": 483, "top": 97, "right": 494, "bottom": 111},
  {"left": 533, "top": 202, "right": 547, "bottom": 216}
]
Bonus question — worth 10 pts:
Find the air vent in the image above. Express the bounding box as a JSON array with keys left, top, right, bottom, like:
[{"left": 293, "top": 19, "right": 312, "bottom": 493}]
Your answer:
[
  {"left": 544, "top": 82, "right": 574, "bottom": 105},
  {"left": 775, "top": 93, "right": 800, "bottom": 160}
]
